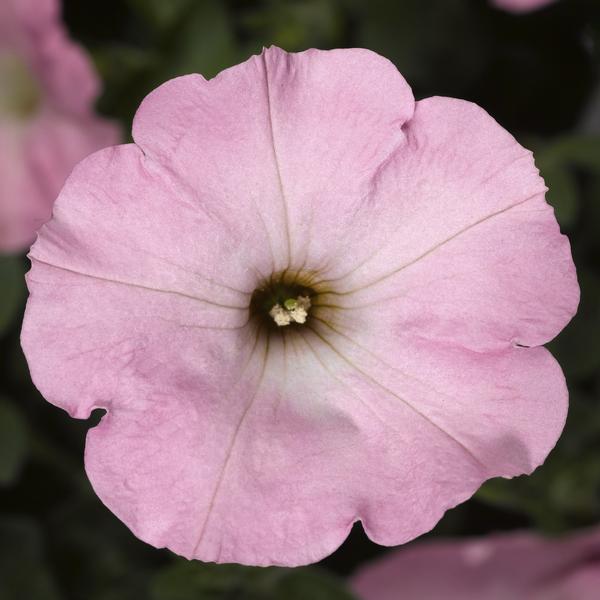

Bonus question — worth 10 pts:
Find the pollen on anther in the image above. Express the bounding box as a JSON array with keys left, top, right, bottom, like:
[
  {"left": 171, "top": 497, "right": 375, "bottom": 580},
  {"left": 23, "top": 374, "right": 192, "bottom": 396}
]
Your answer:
[{"left": 269, "top": 295, "right": 311, "bottom": 327}]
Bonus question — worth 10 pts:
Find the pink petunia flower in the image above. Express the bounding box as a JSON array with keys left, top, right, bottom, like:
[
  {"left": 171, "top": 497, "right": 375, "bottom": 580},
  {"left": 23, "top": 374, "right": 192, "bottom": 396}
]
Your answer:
[
  {"left": 21, "top": 47, "right": 578, "bottom": 566},
  {"left": 0, "top": 0, "right": 120, "bottom": 252},
  {"left": 491, "top": 0, "right": 557, "bottom": 14},
  {"left": 352, "top": 528, "right": 600, "bottom": 600}
]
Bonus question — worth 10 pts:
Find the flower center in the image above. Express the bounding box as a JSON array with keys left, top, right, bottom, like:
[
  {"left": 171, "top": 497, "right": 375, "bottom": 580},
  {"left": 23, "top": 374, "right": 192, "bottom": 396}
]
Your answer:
[
  {"left": 250, "top": 271, "right": 317, "bottom": 332},
  {"left": 0, "top": 52, "right": 41, "bottom": 119}
]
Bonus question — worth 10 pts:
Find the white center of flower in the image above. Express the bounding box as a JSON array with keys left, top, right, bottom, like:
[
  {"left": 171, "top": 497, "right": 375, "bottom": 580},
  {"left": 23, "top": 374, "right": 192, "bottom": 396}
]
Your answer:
[
  {"left": 0, "top": 52, "right": 40, "bottom": 118},
  {"left": 269, "top": 295, "right": 311, "bottom": 327}
]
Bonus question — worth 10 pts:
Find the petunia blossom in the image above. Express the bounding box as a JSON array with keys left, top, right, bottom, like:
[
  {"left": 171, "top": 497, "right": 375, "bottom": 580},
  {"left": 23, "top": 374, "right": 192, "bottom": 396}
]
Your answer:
[
  {"left": 351, "top": 528, "right": 600, "bottom": 600},
  {"left": 0, "top": 0, "right": 120, "bottom": 252},
  {"left": 491, "top": 0, "right": 557, "bottom": 14},
  {"left": 21, "top": 47, "right": 578, "bottom": 566}
]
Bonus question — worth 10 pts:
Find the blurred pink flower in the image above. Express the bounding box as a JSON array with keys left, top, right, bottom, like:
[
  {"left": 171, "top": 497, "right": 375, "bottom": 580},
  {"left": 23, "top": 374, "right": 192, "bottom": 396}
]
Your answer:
[
  {"left": 22, "top": 47, "right": 578, "bottom": 566},
  {"left": 352, "top": 528, "right": 600, "bottom": 600},
  {"left": 491, "top": 0, "right": 557, "bottom": 14},
  {"left": 0, "top": 0, "right": 120, "bottom": 252}
]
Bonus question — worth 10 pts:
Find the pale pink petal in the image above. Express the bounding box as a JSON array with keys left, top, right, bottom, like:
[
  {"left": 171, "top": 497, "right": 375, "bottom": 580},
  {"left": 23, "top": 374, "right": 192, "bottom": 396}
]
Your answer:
[
  {"left": 0, "top": 0, "right": 97, "bottom": 113},
  {"left": 84, "top": 342, "right": 364, "bottom": 565},
  {"left": 0, "top": 113, "right": 120, "bottom": 253},
  {"left": 0, "top": 0, "right": 58, "bottom": 50},
  {"left": 28, "top": 143, "right": 270, "bottom": 312},
  {"left": 352, "top": 529, "right": 600, "bottom": 600},
  {"left": 20, "top": 139, "right": 267, "bottom": 499},
  {"left": 491, "top": 0, "right": 557, "bottom": 14},
  {"left": 322, "top": 97, "right": 578, "bottom": 352},
  {"left": 22, "top": 144, "right": 359, "bottom": 565},
  {"left": 25, "top": 110, "right": 121, "bottom": 208},
  {"left": 299, "top": 328, "right": 567, "bottom": 547},
  {"left": 25, "top": 266, "right": 357, "bottom": 564},
  {"left": 253, "top": 47, "right": 414, "bottom": 267},
  {"left": 0, "top": 0, "right": 120, "bottom": 252},
  {"left": 31, "top": 26, "right": 100, "bottom": 115},
  {"left": 132, "top": 47, "right": 415, "bottom": 271}
]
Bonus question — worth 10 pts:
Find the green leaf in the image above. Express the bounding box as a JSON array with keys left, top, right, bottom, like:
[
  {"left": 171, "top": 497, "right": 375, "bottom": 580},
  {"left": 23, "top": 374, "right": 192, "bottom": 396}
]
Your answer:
[
  {"left": 0, "top": 518, "right": 62, "bottom": 600},
  {"left": 93, "top": 589, "right": 151, "bottom": 600},
  {"left": 476, "top": 392, "right": 600, "bottom": 531},
  {"left": 150, "top": 562, "right": 357, "bottom": 600},
  {"left": 47, "top": 495, "right": 157, "bottom": 600},
  {"left": 242, "top": 0, "right": 342, "bottom": 52},
  {"left": 94, "top": 45, "right": 160, "bottom": 85},
  {"left": 269, "top": 568, "right": 358, "bottom": 600},
  {"left": 0, "top": 397, "right": 29, "bottom": 486},
  {"left": 163, "top": 0, "right": 237, "bottom": 80},
  {"left": 0, "top": 256, "right": 25, "bottom": 336},
  {"left": 355, "top": 0, "right": 486, "bottom": 94},
  {"left": 538, "top": 161, "right": 579, "bottom": 228},
  {"left": 93, "top": 43, "right": 161, "bottom": 128},
  {"left": 540, "top": 135, "right": 600, "bottom": 172},
  {"left": 126, "top": 0, "right": 195, "bottom": 30},
  {"left": 534, "top": 134, "right": 600, "bottom": 228},
  {"left": 150, "top": 562, "right": 257, "bottom": 600},
  {"left": 548, "top": 269, "right": 600, "bottom": 380}
]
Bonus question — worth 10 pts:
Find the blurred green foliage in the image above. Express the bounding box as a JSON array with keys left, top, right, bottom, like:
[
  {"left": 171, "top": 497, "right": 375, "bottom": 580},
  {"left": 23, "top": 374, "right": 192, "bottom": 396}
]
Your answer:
[
  {"left": 477, "top": 392, "right": 600, "bottom": 531},
  {"left": 0, "top": 519, "right": 62, "bottom": 600},
  {"left": 2, "top": 0, "right": 600, "bottom": 598},
  {"left": 0, "top": 257, "right": 25, "bottom": 336},
  {"left": 0, "top": 398, "right": 29, "bottom": 486},
  {"left": 151, "top": 563, "right": 356, "bottom": 600}
]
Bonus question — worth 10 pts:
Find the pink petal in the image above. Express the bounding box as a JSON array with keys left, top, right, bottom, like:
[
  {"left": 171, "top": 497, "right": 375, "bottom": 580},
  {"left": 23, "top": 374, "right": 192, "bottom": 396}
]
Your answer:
[
  {"left": 132, "top": 47, "right": 414, "bottom": 270},
  {"left": 0, "top": 0, "right": 98, "bottom": 113},
  {"left": 536, "top": 567, "right": 600, "bottom": 600},
  {"left": 0, "top": 0, "right": 120, "bottom": 252},
  {"left": 26, "top": 110, "right": 121, "bottom": 209},
  {"left": 0, "top": 113, "right": 120, "bottom": 253},
  {"left": 491, "top": 0, "right": 557, "bottom": 14},
  {"left": 22, "top": 150, "right": 359, "bottom": 564},
  {"left": 28, "top": 143, "right": 270, "bottom": 310},
  {"left": 84, "top": 343, "right": 364, "bottom": 565},
  {"left": 0, "top": 0, "right": 58, "bottom": 49},
  {"left": 352, "top": 528, "right": 600, "bottom": 600},
  {"left": 323, "top": 97, "right": 578, "bottom": 352},
  {"left": 31, "top": 24, "right": 101, "bottom": 115},
  {"left": 24, "top": 193, "right": 358, "bottom": 563},
  {"left": 300, "top": 328, "right": 567, "bottom": 547}
]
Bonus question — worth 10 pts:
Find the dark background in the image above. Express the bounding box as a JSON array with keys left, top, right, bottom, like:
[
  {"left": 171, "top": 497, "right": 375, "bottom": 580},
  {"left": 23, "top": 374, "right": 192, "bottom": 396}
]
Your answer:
[{"left": 1, "top": 0, "right": 600, "bottom": 598}]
